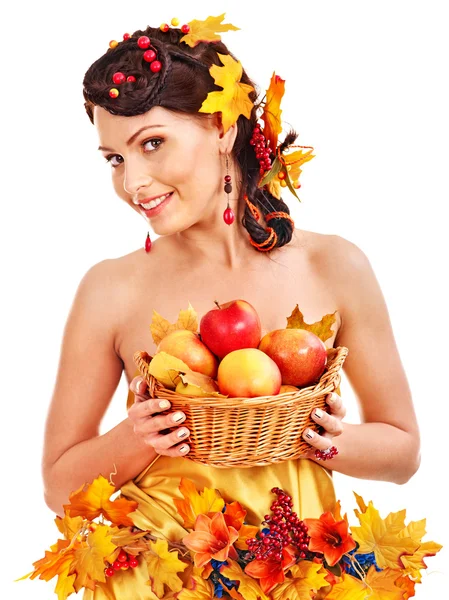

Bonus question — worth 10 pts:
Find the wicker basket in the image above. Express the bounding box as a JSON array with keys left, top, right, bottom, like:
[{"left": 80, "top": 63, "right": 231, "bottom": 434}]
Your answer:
[{"left": 134, "top": 346, "right": 348, "bottom": 468}]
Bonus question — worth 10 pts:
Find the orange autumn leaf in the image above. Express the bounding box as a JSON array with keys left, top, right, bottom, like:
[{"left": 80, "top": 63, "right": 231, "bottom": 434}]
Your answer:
[
  {"left": 271, "top": 561, "right": 329, "bottom": 600},
  {"left": 181, "top": 13, "right": 240, "bottom": 47},
  {"left": 145, "top": 538, "right": 188, "bottom": 598},
  {"left": 235, "top": 523, "right": 261, "bottom": 551},
  {"left": 150, "top": 302, "right": 198, "bottom": 345},
  {"left": 199, "top": 53, "right": 255, "bottom": 134},
  {"left": 178, "top": 566, "right": 215, "bottom": 600},
  {"left": 221, "top": 559, "right": 270, "bottom": 600},
  {"left": 174, "top": 477, "right": 225, "bottom": 530},
  {"left": 261, "top": 72, "right": 285, "bottom": 154},
  {"left": 286, "top": 305, "right": 339, "bottom": 344},
  {"left": 24, "top": 540, "right": 77, "bottom": 583},
  {"left": 283, "top": 148, "right": 315, "bottom": 185},
  {"left": 64, "top": 475, "right": 138, "bottom": 527},
  {"left": 350, "top": 499, "right": 419, "bottom": 570},
  {"left": 55, "top": 514, "right": 84, "bottom": 541},
  {"left": 71, "top": 525, "right": 116, "bottom": 588},
  {"left": 400, "top": 540, "right": 443, "bottom": 582},
  {"left": 54, "top": 565, "right": 76, "bottom": 600},
  {"left": 327, "top": 566, "right": 410, "bottom": 600}
]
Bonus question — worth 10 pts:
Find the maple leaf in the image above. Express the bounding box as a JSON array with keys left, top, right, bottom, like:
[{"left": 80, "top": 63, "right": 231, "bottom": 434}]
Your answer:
[
  {"left": 174, "top": 477, "right": 225, "bottom": 529},
  {"left": 271, "top": 561, "right": 329, "bottom": 600},
  {"left": 400, "top": 540, "right": 443, "bottom": 582},
  {"left": 221, "top": 559, "right": 270, "bottom": 600},
  {"left": 150, "top": 302, "right": 198, "bottom": 345},
  {"left": 55, "top": 514, "right": 84, "bottom": 541},
  {"left": 178, "top": 565, "right": 215, "bottom": 600},
  {"left": 145, "top": 538, "right": 188, "bottom": 598},
  {"left": 148, "top": 351, "right": 190, "bottom": 389},
  {"left": 72, "top": 525, "right": 116, "bottom": 587},
  {"left": 261, "top": 72, "right": 285, "bottom": 154},
  {"left": 180, "top": 13, "right": 240, "bottom": 47},
  {"left": 55, "top": 565, "right": 76, "bottom": 600},
  {"left": 350, "top": 499, "right": 419, "bottom": 570},
  {"left": 286, "top": 305, "right": 338, "bottom": 343},
  {"left": 235, "top": 523, "right": 261, "bottom": 551},
  {"left": 64, "top": 475, "right": 138, "bottom": 527},
  {"left": 283, "top": 148, "right": 315, "bottom": 187},
  {"left": 326, "top": 566, "right": 410, "bottom": 600},
  {"left": 199, "top": 53, "right": 255, "bottom": 134},
  {"left": 24, "top": 542, "right": 77, "bottom": 583}
]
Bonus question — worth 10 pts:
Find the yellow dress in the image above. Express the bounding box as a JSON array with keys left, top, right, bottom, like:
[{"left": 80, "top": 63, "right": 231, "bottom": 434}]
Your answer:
[{"left": 83, "top": 411, "right": 336, "bottom": 599}]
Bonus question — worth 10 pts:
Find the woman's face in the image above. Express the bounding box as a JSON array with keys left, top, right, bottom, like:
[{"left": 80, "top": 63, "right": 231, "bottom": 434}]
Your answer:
[{"left": 95, "top": 105, "right": 231, "bottom": 236}]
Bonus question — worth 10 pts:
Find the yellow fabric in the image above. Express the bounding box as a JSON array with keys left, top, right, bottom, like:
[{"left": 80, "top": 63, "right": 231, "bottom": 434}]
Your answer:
[{"left": 84, "top": 384, "right": 336, "bottom": 598}]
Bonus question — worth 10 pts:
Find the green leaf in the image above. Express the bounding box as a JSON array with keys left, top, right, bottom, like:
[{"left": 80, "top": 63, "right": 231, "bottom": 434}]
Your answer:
[
  {"left": 284, "top": 167, "right": 302, "bottom": 202},
  {"left": 259, "top": 156, "right": 282, "bottom": 187}
]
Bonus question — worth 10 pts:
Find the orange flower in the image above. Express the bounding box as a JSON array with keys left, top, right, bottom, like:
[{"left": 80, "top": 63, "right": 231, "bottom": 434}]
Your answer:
[
  {"left": 304, "top": 512, "right": 356, "bottom": 566},
  {"left": 244, "top": 543, "right": 297, "bottom": 594},
  {"left": 182, "top": 512, "right": 239, "bottom": 568}
]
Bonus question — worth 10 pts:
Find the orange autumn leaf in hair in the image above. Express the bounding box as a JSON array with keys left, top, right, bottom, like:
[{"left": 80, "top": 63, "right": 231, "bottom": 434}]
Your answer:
[
  {"left": 199, "top": 53, "right": 255, "bottom": 134},
  {"left": 303, "top": 511, "right": 356, "bottom": 566},
  {"left": 174, "top": 478, "right": 225, "bottom": 530},
  {"left": 261, "top": 72, "right": 285, "bottom": 153},
  {"left": 181, "top": 13, "right": 240, "bottom": 47},
  {"left": 183, "top": 512, "right": 240, "bottom": 568},
  {"left": 63, "top": 475, "right": 138, "bottom": 527}
]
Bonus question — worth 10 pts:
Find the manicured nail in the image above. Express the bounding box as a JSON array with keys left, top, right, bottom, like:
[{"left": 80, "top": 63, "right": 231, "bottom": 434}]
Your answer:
[
  {"left": 180, "top": 444, "right": 189, "bottom": 453},
  {"left": 173, "top": 412, "right": 184, "bottom": 422},
  {"left": 177, "top": 429, "right": 188, "bottom": 438},
  {"left": 327, "top": 393, "right": 336, "bottom": 404},
  {"left": 136, "top": 379, "right": 144, "bottom": 393},
  {"left": 314, "top": 408, "right": 324, "bottom": 419},
  {"left": 305, "top": 429, "right": 314, "bottom": 439},
  {"left": 159, "top": 400, "right": 170, "bottom": 409}
]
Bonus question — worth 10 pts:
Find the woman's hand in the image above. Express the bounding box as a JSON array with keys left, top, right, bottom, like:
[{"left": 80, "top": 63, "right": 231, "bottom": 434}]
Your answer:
[
  {"left": 127, "top": 376, "right": 190, "bottom": 457},
  {"left": 301, "top": 392, "right": 346, "bottom": 460}
]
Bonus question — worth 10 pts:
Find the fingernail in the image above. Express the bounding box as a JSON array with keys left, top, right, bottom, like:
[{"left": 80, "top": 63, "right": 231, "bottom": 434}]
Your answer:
[
  {"left": 314, "top": 408, "right": 324, "bottom": 419},
  {"left": 177, "top": 429, "right": 188, "bottom": 438},
  {"left": 305, "top": 429, "right": 314, "bottom": 439},
  {"left": 159, "top": 400, "right": 170, "bottom": 409},
  {"left": 327, "top": 393, "right": 335, "bottom": 404},
  {"left": 180, "top": 444, "right": 189, "bottom": 453},
  {"left": 173, "top": 412, "right": 184, "bottom": 422},
  {"left": 137, "top": 379, "right": 144, "bottom": 393}
]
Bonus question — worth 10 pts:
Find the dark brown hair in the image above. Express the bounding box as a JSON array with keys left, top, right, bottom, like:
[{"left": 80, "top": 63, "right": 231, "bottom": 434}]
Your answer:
[{"left": 83, "top": 25, "right": 298, "bottom": 251}]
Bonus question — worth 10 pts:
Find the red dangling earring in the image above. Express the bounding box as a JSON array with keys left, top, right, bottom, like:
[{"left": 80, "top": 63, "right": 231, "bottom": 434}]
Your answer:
[
  {"left": 223, "top": 154, "right": 235, "bottom": 225},
  {"left": 145, "top": 231, "right": 152, "bottom": 253}
]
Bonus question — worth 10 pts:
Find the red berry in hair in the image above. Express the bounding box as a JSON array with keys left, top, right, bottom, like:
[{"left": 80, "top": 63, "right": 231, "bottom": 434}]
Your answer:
[
  {"left": 129, "top": 557, "right": 138, "bottom": 568},
  {"left": 123, "top": 33, "right": 131, "bottom": 41},
  {"left": 181, "top": 24, "right": 190, "bottom": 34},
  {"left": 143, "top": 49, "right": 157, "bottom": 62},
  {"left": 127, "top": 75, "right": 136, "bottom": 83},
  {"left": 160, "top": 23, "right": 170, "bottom": 32},
  {"left": 150, "top": 61, "right": 162, "bottom": 73},
  {"left": 137, "top": 36, "right": 151, "bottom": 49},
  {"left": 109, "top": 88, "right": 119, "bottom": 98},
  {"left": 112, "top": 72, "right": 126, "bottom": 84},
  {"left": 113, "top": 560, "right": 122, "bottom": 570},
  {"left": 105, "top": 567, "right": 115, "bottom": 577},
  {"left": 117, "top": 550, "right": 128, "bottom": 562}
]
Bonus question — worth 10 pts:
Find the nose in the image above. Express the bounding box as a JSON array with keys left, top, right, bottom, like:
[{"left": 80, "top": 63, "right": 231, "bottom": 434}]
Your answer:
[{"left": 123, "top": 158, "right": 154, "bottom": 197}]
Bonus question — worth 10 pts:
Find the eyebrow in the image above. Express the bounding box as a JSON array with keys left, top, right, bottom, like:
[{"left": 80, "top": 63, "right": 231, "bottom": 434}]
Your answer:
[{"left": 98, "top": 124, "right": 166, "bottom": 152}]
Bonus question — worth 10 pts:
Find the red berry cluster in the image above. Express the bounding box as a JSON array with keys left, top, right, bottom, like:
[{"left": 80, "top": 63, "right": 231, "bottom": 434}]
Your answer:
[
  {"left": 246, "top": 488, "right": 310, "bottom": 561},
  {"left": 249, "top": 125, "right": 272, "bottom": 176},
  {"left": 314, "top": 445, "right": 339, "bottom": 461},
  {"left": 104, "top": 549, "right": 139, "bottom": 577}
]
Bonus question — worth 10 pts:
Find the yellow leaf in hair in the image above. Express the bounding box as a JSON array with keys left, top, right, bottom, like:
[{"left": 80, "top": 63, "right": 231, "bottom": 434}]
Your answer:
[
  {"left": 181, "top": 13, "right": 240, "bottom": 47},
  {"left": 283, "top": 147, "right": 315, "bottom": 184},
  {"left": 199, "top": 53, "right": 255, "bottom": 134},
  {"left": 261, "top": 72, "right": 285, "bottom": 153},
  {"left": 286, "top": 305, "right": 338, "bottom": 344}
]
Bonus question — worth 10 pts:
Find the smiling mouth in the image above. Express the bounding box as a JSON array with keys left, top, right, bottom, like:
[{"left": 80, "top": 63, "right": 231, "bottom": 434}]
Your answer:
[{"left": 140, "top": 192, "right": 173, "bottom": 210}]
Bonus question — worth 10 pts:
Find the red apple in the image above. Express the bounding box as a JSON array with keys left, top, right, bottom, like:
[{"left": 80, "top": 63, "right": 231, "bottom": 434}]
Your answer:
[
  {"left": 258, "top": 329, "right": 327, "bottom": 387},
  {"left": 217, "top": 348, "right": 282, "bottom": 397},
  {"left": 199, "top": 299, "right": 262, "bottom": 359}
]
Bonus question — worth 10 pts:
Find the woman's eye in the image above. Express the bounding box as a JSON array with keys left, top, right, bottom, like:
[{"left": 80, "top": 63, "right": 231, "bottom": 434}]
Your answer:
[{"left": 104, "top": 138, "right": 163, "bottom": 167}]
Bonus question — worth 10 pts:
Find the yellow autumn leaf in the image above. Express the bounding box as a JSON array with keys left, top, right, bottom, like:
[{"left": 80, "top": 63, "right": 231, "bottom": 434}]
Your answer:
[
  {"left": 180, "top": 13, "right": 240, "bottom": 47},
  {"left": 175, "top": 370, "right": 226, "bottom": 398},
  {"left": 199, "top": 53, "right": 255, "bottom": 134},
  {"left": 283, "top": 148, "right": 315, "bottom": 184},
  {"left": 150, "top": 302, "right": 198, "bottom": 345},
  {"left": 267, "top": 177, "right": 282, "bottom": 200},
  {"left": 221, "top": 559, "right": 269, "bottom": 600},
  {"left": 235, "top": 523, "right": 261, "bottom": 551},
  {"left": 174, "top": 477, "right": 225, "bottom": 530},
  {"left": 178, "top": 566, "right": 215, "bottom": 600},
  {"left": 145, "top": 538, "right": 188, "bottom": 598},
  {"left": 271, "top": 561, "right": 329, "bottom": 600},
  {"left": 350, "top": 500, "right": 419, "bottom": 569},
  {"left": 286, "top": 305, "right": 338, "bottom": 344},
  {"left": 55, "top": 565, "right": 76, "bottom": 600},
  {"left": 148, "top": 351, "right": 190, "bottom": 389},
  {"left": 400, "top": 540, "right": 443, "bottom": 581},
  {"left": 261, "top": 72, "right": 285, "bottom": 154},
  {"left": 55, "top": 513, "right": 84, "bottom": 541},
  {"left": 72, "top": 526, "right": 116, "bottom": 587}
]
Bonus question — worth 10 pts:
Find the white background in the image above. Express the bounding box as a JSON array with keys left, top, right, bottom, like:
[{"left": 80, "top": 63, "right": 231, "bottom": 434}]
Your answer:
[{"left": 2, "top": 0, "right": 448, "bottom": 597}]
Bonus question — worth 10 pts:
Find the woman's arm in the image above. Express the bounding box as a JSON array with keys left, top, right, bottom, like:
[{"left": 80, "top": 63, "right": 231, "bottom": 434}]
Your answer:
[
  {"left": 42, "top": 260, "right": 157, "bottom": 517},
  {"left": 303, "top": 235, "right": 421, "bottom": 484}
]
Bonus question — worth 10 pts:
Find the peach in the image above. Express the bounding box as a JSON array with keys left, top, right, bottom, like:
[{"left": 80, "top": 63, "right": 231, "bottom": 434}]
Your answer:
[
  {"left": 157, "top": 329, "right": 218, "bottom": 378},
  {"left": 258, "top": 328, "right": 327, "bottom": 387},
  {"left": 217, "top": 348, "right": 282, "bottom": 397}
]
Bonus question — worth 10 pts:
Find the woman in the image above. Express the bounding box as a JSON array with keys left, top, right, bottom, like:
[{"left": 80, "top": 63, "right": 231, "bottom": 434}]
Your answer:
[{"left": 41, "top": 17, "right": 420, "bottom": 598}]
